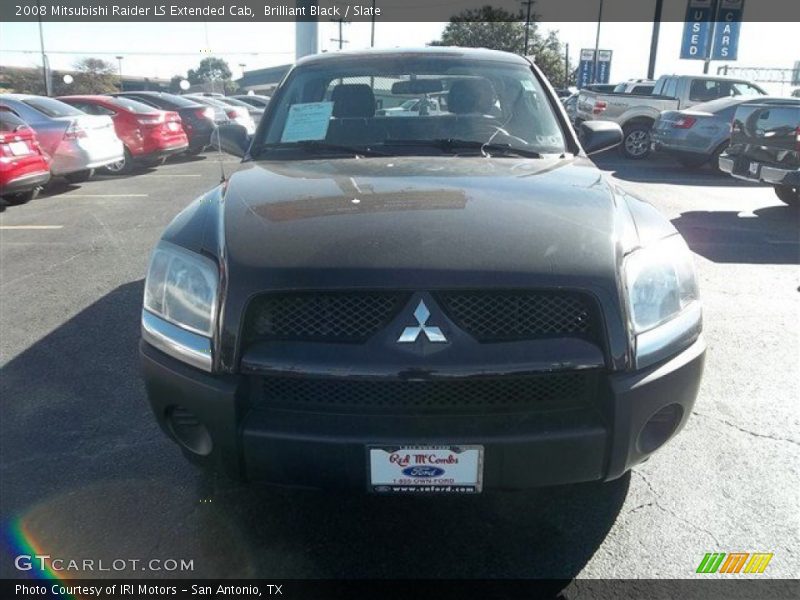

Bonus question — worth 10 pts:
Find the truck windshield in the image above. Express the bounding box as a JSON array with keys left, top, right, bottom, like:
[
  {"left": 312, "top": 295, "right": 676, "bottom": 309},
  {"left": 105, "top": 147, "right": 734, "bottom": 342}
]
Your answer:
[{"left": 254, "top": 55, "right": 567, "bottom": 158}]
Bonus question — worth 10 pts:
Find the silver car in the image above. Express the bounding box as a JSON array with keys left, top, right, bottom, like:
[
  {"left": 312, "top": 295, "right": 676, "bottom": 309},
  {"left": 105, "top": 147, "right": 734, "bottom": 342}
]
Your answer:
[
  {"left": 0, "top": 94, "right": 123, "bottom": 182},
  {"left": 651, "top": 96, "right": 785, "bottom": 171}
]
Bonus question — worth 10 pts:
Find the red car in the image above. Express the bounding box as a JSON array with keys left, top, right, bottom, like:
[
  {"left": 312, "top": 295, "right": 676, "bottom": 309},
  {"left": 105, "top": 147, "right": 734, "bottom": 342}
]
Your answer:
[
  {"left": 0, "top": 109, "right": 51, "bottom": 205},
  {"left": 57, "top": 95, "right": 188, "bottom": 174}
]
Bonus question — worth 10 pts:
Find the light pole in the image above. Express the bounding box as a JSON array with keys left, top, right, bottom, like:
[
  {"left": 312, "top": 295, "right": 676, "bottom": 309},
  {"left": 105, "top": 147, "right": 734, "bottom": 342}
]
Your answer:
[
  {"left": 115, "top": 56, "right": 124, "bottom": 90},
  {"left": 592, "top": 0, "right": 604, "bottom": 84},
  {"left": 36, "top": 0, "right": 51, "bottom": 96},
  {"left": 238, "top": 63, "right": 247, "bottom": 80}
]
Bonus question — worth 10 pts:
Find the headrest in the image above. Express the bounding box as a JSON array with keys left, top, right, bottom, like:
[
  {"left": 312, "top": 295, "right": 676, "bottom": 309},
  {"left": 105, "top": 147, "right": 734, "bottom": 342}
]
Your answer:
[
  {"left": 331, "top": 84, "right": 375, "bottom": 118},
  {"left": 447, "top": 79, "right": 496, "bottom": 115}
]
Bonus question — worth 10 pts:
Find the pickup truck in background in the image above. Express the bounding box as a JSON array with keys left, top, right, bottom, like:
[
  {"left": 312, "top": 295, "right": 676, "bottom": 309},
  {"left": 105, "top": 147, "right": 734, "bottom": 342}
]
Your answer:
[
  {"left": 719, "top": 99, "right": 800, "bottom": 207},
  {"left": 576, "top": 75, "right": 767, "bottom": 159}
]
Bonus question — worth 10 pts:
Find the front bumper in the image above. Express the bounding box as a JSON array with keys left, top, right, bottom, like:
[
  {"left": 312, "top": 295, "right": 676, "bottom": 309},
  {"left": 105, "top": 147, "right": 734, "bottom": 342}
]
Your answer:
[{"left": 141, "top": 336, "right": 705, "bottom": 490}]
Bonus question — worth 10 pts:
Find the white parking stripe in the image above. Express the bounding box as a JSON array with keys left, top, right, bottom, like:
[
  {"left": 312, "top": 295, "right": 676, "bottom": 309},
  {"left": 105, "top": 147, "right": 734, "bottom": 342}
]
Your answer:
[
  {"left": 62, "top": 194, "right": 149, "bottom": 198},
  {"left": 0, "top": 225, "right": 64, "bottom": 230}
]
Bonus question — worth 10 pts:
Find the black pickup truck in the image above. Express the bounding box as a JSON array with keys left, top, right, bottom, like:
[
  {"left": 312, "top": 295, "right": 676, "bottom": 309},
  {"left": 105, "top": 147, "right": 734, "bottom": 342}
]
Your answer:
[{"left": 719, "top": 99, "right": 800, "bottom": 207}]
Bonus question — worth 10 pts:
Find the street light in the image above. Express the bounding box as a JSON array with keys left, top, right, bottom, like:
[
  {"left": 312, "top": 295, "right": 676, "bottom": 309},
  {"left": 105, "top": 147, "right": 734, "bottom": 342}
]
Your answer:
[
  {"left": 239, "top": 63, "right": 247, "bottom": 79},
  {"left": 592, "top": 0, "right": 604, "bottom": 84},
  {"left": 115, "top": 55, "right": 124, "bottom": 91}
]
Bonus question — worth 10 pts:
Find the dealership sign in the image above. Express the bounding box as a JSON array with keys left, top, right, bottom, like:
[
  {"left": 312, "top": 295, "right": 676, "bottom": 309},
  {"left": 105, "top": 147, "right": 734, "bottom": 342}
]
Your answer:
[
  {"left": 577, "top": 49, "right": 613, "bottom": 88},
  {"left": 681, "top": 0, "right": 744, "bottom": 61}
]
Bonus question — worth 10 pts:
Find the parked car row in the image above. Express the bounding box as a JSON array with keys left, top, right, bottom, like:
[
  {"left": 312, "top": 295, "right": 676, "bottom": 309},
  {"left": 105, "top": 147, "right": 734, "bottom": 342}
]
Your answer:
[
  {"left": 576, "top": 74, "right": 767, "bottom": 159},
  {"left": 1, "top": 90, "right": 267, "bottom": 205}
]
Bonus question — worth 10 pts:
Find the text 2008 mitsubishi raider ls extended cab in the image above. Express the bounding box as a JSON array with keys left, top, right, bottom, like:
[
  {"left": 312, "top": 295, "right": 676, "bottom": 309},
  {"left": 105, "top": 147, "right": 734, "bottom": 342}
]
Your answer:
[{"left": 140, "top": 48, "right": 705, "bottom": 493}]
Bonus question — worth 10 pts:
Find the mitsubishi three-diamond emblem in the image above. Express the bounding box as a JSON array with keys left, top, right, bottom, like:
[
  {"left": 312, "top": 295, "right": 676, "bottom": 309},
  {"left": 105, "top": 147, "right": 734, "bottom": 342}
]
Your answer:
[{"left": 397, "top": 300, "right": 447, "bottom": 343}]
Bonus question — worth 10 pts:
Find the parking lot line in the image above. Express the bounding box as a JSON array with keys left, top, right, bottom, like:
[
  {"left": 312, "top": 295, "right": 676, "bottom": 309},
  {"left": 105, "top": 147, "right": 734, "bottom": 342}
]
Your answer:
[
  {"left": 0, "top": 225, "right": 64, "bottom": 230},
  {"left": 61, "top": 194, "right": 149, "bottom": 198}
]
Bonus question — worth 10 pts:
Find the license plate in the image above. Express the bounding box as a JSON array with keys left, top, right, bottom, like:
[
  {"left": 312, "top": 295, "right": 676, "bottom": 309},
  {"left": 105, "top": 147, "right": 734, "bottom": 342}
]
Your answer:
[
  {"left": 749, "top": 161, "right": 760, "bottom": 176},
  {"left": 368, "top": 445, "right": 483, "bottom": 494},
  {"left": 8, "top": 141, "right": 30, "bottom": 156}
]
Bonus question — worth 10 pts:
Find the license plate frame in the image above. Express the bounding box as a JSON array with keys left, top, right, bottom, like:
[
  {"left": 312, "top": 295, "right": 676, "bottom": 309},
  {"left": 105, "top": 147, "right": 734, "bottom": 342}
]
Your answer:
[{"left": 368, "top": 445, "right": 484, "bottom": 494}]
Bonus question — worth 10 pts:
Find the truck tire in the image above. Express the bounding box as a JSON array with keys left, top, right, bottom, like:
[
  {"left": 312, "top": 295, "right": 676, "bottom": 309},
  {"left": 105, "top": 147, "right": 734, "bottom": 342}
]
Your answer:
[
  {"left": 774, "top": 185, "right": 799, "bottom": 207},
  {"left": 621, "top": 124, "right": 652, "bottom": 160}
]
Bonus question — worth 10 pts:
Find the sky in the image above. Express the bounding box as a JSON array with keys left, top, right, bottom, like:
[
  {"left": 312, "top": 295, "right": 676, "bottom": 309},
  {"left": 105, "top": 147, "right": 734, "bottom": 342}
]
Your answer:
[{"left": 0, "top": 20, "right": 797, "bottom": 95}]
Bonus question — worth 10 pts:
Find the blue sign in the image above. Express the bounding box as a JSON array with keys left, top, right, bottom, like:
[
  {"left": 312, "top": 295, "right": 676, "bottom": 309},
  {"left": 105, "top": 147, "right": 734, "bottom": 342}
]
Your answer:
[
  {"left": 596, "top": 50, "right": 613, "bottom": 84},
  {"left": 680, "top": 0, "right": 717, "bottom": 59},
  {"left": 577, "top": 48, "right": 595, "bottom": 89},
  {"left": 711, "top": 0, "right": 744, "bottom": 60}
]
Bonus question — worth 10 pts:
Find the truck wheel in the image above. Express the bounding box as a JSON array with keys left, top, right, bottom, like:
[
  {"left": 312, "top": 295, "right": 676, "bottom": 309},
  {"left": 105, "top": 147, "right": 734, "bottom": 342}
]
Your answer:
[
  {"left": 621, "top": 124, "right": 652, "bottom": 160},
  {"left": 774, "top": 185, "right": 799, "bottom": 207},
  {"left": 64, "top": 169, "right": 94, "bottom": 183}
]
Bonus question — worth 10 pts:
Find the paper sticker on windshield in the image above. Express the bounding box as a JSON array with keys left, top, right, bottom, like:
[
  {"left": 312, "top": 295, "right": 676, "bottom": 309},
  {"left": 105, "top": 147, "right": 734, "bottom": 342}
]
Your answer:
[
  {"left": 281, "top": 101, "right": 334, "bottom": 142},
  {"left": 521, "top": 80, "right": 536, "bottom": 91}
]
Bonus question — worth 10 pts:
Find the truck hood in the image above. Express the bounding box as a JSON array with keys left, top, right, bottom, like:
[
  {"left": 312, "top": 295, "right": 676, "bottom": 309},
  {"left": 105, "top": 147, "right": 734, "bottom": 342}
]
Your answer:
[{"left": 220, "top": 155, "right": 633, "bottom": 292}]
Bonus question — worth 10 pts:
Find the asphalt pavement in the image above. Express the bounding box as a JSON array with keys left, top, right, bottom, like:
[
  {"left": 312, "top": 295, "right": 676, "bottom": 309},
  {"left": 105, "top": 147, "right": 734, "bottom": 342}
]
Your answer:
[{"left": 0, "top": 151, "right": 798, "bottom": 580}]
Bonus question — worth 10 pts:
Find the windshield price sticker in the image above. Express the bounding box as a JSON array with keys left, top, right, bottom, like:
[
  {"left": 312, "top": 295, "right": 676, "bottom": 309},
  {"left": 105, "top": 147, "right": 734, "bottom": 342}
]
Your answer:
[
  {"left": 369, "top": 446, "right": 483, "bottom": 494},
  {"left": 281, "top": 101, "right": 334, "bottom": 143}
]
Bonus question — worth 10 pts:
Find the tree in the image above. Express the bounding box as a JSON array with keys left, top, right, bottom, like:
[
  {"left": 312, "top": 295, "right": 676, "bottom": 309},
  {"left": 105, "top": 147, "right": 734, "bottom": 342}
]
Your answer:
[
  {"left": 68, "top": 58, "right": 119, "bottom": 94},
  {"left": 431, "top": 6, "right": 526, "bottom": 55},
  {"left": 169, "top": 75, "right": 185, "bottom": 94},
  {"left": 187, "top": 57, "right": 232, "bottom": 85},
  {"left": 2, "top": 67, "right": 47, "bottom": 95},
  {"left": 430, "top": 4, "right": 571, "bottom": 87}
]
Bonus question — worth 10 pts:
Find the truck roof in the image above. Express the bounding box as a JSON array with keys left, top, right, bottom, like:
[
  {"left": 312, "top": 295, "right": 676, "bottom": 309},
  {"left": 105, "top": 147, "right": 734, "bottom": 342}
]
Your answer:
[{"left": 296, "top": 46, "right": 530, "bottom": 67}]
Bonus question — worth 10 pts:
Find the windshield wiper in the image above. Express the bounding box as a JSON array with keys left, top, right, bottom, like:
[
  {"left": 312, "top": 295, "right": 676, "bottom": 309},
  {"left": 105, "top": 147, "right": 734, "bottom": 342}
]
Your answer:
[
  {"left": 256, "top": 140, "right": 389, "bottom": 158},
  {"left": 379, "top": 138, "right": 542, "bottom": 158}
]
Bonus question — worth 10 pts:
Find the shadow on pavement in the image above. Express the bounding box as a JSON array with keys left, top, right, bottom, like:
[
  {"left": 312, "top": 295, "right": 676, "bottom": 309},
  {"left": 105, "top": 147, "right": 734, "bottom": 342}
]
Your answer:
[
  {"left": 1, "top": 281, "right": 629, "bottom": 585},
  {"left": 592, "top": 153, "right": 765, "bottom": 188},
  {"left": 672, "top": 205, "right": 800, "bottom": 265}
]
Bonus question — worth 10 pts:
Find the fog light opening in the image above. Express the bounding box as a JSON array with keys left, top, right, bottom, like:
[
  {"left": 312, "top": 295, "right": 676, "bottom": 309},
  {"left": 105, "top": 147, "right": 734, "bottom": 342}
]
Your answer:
[
  {"left": 166, "top": 406, "right": 213, "bottom": 456},
  {"left": 637, "top": 403, "right": 684, "bottom": 454}
]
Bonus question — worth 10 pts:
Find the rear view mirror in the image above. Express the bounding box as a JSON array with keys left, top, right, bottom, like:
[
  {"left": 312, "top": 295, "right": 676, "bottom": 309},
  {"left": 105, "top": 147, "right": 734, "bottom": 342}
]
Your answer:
[
  {"left": 579, "top": 120, "right": 623, "bottom": 155},
  {"left": 391, "top": 80, "right": 443, "bottom": 95}
]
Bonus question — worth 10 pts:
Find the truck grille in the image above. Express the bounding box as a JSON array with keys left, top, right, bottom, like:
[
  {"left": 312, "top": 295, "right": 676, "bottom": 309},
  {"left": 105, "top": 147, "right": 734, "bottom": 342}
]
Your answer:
[
  {"left": 244, "top": 291, "right": 410, "bottom": 343},
  {"left": 254, "top": 372, "right": 596, "bottom": 414},
  {"left": 436, "top": 290, "right": 597, "bottom": 342}
]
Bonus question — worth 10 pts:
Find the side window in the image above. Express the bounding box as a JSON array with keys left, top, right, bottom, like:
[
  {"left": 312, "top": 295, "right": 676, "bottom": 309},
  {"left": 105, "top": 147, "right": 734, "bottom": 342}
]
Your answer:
[
  {"left": 6, "top": 102, "right": 41, "bottom": 123},
  {"left": 128, "top": 95, "right": 156, "bottom": 108},
  {"left": 690, "top": 80, "right": 733, "bottom": 102},
  {"left": 663, "top": 78, "right": 678, "bottom": 98},
  {"left": 88, "top": 104, "right": 115, "bottom": 116}
]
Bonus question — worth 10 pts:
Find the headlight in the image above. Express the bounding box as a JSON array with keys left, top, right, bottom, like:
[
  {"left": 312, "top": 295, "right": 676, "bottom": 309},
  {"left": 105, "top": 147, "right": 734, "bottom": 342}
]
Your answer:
[
  {"left": 144, "top": 241, "right": 218, "bottom": 336},
  {"left": 624, "top": 235, "right": 701, "bottom": 368},
  {"left": 142, "top": 241, "right": 218, "bottom": 371}
]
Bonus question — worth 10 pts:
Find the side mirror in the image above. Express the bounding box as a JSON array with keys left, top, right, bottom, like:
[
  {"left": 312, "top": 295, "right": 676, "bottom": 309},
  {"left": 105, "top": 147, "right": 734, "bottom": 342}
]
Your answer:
[
  {"left": 212, "top": 124, "right": 250, "bottom": 158},
  {"left": 580, "top": 120, "right": 623, "bottom": 155}
]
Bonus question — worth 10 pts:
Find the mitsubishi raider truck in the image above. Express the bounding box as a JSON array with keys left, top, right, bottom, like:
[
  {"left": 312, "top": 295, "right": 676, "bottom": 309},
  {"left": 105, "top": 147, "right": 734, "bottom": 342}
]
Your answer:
[
  {"left": 719, "top": 98, "right": 800, "bottom": 207},
  {"left": 140, "top": 48, "right": 705, "bottom": 493}
]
